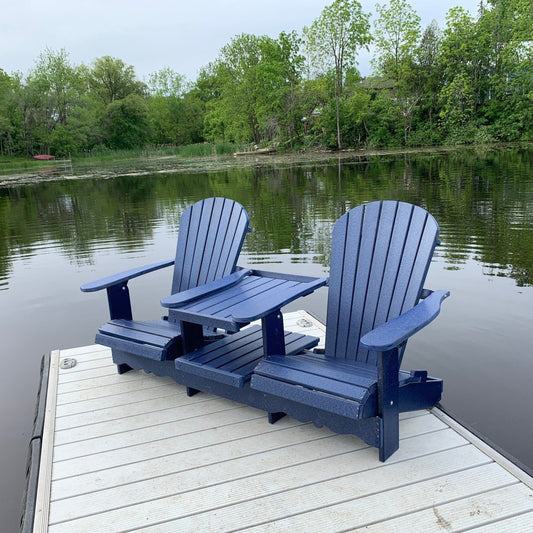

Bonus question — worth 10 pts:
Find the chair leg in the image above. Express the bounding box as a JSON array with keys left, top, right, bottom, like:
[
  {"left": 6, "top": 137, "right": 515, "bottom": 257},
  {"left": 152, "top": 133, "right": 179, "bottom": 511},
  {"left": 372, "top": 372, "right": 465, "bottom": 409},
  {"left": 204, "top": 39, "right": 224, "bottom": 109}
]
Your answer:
[
  {"left": 187, "top": 387, "right": 200, "bottom": 397},
  {"left": 379, "top": 414, "right": 399, "bottom": 462},
  {"left": 116, "top": 363, "right": 133, "bottom": 374},
  {"left": 378, "top": 348, "right": 400, "bottom": 462},
  {"left": 268, "top": 412, "right": 286, "bottom": 424}
]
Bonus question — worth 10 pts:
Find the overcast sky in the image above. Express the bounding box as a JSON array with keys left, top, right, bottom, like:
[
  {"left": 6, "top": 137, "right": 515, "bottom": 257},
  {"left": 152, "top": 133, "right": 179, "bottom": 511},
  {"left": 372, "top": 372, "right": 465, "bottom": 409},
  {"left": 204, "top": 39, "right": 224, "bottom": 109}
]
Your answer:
[{"left": 1, "top": 0, "right": 480, "bottom": 82}]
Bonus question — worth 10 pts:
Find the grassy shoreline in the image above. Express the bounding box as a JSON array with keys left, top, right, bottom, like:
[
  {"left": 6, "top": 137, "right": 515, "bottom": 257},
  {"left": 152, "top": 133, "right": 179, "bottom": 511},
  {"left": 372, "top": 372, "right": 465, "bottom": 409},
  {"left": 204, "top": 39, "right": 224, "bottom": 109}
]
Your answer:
[{"left": 1, "top": 141, "right": 530, "bottom": 186}]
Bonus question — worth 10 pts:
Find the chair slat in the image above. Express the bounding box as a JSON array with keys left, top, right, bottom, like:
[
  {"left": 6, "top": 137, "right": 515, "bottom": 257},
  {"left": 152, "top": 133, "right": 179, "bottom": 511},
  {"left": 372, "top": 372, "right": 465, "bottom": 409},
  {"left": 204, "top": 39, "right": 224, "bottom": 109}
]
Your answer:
[
  {"left": 198, "top": 198, "right": 231, "bottom": 285},
  {"left": 254, "top": 360, "right": 374, "bottom": 404},
  {"left": 263, "top": 353, "right": 378, "bottom": 389},
  {"left": 356, "top": 202, "right": 400, "bottom": 363},
  {"left": 173, "top": 198, "right": 203, "bottom": 292},
  {"left": 372, "top": 202, "right": 414, "bottom": 339},
  {"left": 325, "top": 206, "right": 362, "bottom": 359},
  {"left": 213, "top": 200, "right": 249, "bottom": 281}
]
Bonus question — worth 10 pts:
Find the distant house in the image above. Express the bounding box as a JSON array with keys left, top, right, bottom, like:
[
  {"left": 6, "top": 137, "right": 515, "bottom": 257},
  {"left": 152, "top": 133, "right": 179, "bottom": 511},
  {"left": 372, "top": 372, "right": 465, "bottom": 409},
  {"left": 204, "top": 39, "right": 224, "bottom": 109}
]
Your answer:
[{"left": 358, "top": 77, "right": 396, "bottom": 92}]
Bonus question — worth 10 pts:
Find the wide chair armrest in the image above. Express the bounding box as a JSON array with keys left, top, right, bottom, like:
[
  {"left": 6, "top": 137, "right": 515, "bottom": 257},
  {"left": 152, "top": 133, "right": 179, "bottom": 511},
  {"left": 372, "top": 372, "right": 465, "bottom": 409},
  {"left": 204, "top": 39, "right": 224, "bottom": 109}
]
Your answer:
[
  {"left": 231, "top": 275, "right": 328, "bottom": 323},
  {"left": 360, "top": 290, "right": 450, "bottom": 352},
  {"left": 80, "top": 259, "right": 175, "bottom": 292},
  {"left": 161, "top": 268, "right": 252, "bottom": 308}
]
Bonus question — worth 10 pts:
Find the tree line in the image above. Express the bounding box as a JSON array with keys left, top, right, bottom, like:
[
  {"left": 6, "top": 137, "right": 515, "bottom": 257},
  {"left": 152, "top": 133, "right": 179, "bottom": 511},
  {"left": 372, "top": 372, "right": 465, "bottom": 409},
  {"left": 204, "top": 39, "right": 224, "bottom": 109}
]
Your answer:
[{"left": 0, "top": 0, "right": 531, "bottom": 157}]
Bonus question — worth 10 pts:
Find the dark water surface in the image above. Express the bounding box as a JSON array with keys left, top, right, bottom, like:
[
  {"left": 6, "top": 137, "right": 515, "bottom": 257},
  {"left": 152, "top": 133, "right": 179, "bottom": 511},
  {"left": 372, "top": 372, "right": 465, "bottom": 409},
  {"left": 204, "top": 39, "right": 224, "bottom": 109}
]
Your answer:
[{"left": 2, "top": 146, "right": 533, "bottom": 529}]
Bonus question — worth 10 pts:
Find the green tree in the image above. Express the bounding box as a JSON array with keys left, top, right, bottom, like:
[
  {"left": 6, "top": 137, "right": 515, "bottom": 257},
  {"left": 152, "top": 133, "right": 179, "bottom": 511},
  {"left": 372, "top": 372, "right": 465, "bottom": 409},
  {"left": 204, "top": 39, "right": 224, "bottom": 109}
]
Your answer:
[
  {"left": 437, "top": 7, "right": 481, "bottom": 142},
  {"left": 414, "top": 20, "right": 442, "bottom": 135},
  {"left": 104, "top": 93, "right": 149, "bottom": 149},
  {"left": 196, "top": 63, "right": 226, "bottom": 142},
  {"left": 88, "top": 56, "right": 146, "bottom": 105},
  {"left": 30, "top": 48, "right": 83, "bottom": 126},
  {"left": 21, "top": 48, "right": 87, "bottom": 154},
  {"left": 0, "top": 69, "right": 18, "bottom": 155},
  {"left": 372, "top": 0, "right": 422, "bottom": 144},
  {"left": 17, "top": 76, "right": 53, "bottom": 155},
  {"left": 148, "top": 67, "right": 186, "bottom": 98},
  {"left": 147, "top": 68, "right": 188, "bottom": 144},
  {"left": 303, "top": 0, "right": 371, "bottom": 149},
  {"left": 204, "top": 33, "right": 304, "bottom": 145},
  {"left": 342, "top": 82, "right": 371, "bottom": 147},
  {"left": 479, "top": 0, "right": 533, "bottom": 140},
  {"left": 373, "top": 0, "right": 421, "bottom": 82},
  {"left": 180, "top": 90, "right": 206, "bottom": 144},
  {"left": 274, "top": 31, "right": 306, "bottom": 145},
  {"left": 205, "top": 34, "right": 263, "bottom": 143}
]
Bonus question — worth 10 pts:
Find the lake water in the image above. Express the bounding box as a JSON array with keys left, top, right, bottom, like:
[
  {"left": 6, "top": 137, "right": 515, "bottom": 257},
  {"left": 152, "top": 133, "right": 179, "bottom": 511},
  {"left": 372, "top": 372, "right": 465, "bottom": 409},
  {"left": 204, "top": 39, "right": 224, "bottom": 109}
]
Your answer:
[{"left": 2, "top": 145, "right": 533, "bottom": 530}]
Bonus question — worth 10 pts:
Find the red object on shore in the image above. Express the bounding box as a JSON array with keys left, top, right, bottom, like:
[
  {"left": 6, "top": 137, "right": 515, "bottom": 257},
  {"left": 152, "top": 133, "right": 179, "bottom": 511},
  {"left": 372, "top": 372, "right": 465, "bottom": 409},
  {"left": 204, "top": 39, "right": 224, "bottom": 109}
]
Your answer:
[{"left": 33, "top": 154, "right": 55, "bottom": 160}]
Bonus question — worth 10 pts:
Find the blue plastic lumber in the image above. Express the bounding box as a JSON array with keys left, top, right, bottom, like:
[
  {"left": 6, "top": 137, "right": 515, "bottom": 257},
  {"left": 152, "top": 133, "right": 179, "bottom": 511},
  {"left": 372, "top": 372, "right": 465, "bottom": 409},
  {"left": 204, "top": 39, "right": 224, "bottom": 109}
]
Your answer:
[
  {"left": 254, "top": 357, "right": 375, "bottom": 405},
  {"left": 96, "top": 319, "right": 183, "bottom": 361},
  {"left": 164, "top": 272, "right": 327, "bottom": 332},
  {"left": 324, "top": 201, "right": 440, "bottom": 365},
  {"left": 96, "top": 332, "right": 171, "bottom": 361},
  {"left": 160, "top": 268, "right": 252, "bottom": 308},
  {"left": 359, "top": 290, "right": 450, "bottom": 352},
  {"left": 377, "top": 347, "right": 400, "bottom": 461},
  {"left": 250, "top": 269, "right": 328, "bottom": 284},
  {"left": 107, "top": 318, "right": 183, "bottom": 338},
  {"left": 170, "top": 197, "right": 250, "bottom": 294},
  {"left": 231, "top": 277, "right": 327, "bottom": 323},
  {"left": 99, "top": 321, "right": 178, "bottom": 345},
  {"left": 398, "top": 375, "right": 443, "bottom": 412},
  {"left": 257, "top": 352, "right": 378, "bottom": 390},
  {"left": 250, "top": 373, "right": 374, "bottom": 420},
  {"left": 80, "top": 259, "right": 175, "bottom": 292},
  {"left": 175, "top": 325, "right": 319, "bottom": 388}
]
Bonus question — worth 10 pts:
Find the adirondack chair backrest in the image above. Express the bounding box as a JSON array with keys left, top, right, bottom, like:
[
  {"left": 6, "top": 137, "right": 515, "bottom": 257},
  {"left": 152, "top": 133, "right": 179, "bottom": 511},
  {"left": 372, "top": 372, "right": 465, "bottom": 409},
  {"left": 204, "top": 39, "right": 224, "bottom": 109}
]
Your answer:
[
  {"left": 325, "top": 201, "right": 439, "bottom": 365},
  {"left": 168, "top": 197, "right": 249, "bottom": 322}
]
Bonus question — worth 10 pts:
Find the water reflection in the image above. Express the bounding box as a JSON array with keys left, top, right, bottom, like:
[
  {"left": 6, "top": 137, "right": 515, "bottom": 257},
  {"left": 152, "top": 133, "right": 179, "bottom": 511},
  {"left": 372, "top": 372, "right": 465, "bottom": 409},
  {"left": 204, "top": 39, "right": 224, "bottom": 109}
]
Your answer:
[{"left": 1, "top": 145, "right": 533, "bottom": 286}]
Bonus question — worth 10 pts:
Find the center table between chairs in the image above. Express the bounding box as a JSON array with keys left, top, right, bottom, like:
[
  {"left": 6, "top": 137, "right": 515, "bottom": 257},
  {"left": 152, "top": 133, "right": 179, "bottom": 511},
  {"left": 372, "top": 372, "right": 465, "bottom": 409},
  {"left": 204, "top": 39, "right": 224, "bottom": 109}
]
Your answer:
[{"left": 160, "top": 268, "right": 327, "bottom": 392}]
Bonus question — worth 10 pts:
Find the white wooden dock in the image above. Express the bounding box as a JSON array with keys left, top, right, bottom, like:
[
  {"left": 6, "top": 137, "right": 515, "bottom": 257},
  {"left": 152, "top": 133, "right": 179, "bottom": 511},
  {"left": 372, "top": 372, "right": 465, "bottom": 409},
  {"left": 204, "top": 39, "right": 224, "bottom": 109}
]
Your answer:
[{"left": 30, "top": 312, "right": 533, "bottom": 532}]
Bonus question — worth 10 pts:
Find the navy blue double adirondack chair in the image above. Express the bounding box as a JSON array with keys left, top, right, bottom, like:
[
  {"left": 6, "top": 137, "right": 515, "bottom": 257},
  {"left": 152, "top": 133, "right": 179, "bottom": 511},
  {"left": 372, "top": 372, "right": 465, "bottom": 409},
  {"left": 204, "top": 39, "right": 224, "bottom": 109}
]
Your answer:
[{"left": 82, "top": 198, "right": 448, "bottom": 461}]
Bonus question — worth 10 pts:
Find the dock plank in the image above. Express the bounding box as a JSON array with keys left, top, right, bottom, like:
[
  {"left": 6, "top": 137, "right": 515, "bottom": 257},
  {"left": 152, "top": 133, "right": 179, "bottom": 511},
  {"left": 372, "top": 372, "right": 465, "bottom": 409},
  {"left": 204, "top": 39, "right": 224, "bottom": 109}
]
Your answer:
[
  {"left": 49, "top": 456, "right": 505, "bottom": 532},
  {"left": 55, "top": 375, "right": 176, "bottom": 404},
  {"left": 52, "top": 404, "right": 257, "bottom": 461},
  {"left": 357, "top": 483, "right": 533, "bottom": 532},
  {"left": 55, "top": 389, "right": 204, "bottom": 430},
  {"left": 53, "top": 396, "right": 245, "bottom": 445},
  {"left": 55, "top": 382, "right": 184, "bottom": 417},
  {"left": 467, "top": 511, "right": 533, "bottom": 532},
  {"left": 227, "top": 465, "right": 517, "bottom": 533},
  {"left": 51, "top": 416, "right": 304, "bottom": 482},
  {"left": 49, "top": 417, "right": 451, "bottom": 521}
]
